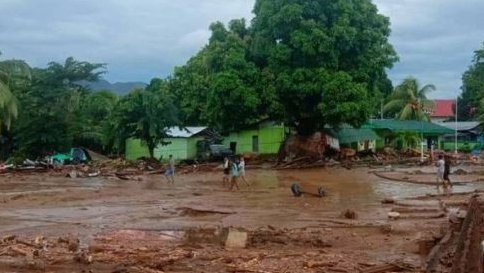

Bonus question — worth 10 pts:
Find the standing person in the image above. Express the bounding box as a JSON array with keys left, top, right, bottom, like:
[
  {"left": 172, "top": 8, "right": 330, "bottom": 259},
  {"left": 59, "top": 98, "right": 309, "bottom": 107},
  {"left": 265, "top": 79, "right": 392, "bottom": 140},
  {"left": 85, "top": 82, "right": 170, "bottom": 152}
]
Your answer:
[
  {"left": 229, "top": 158, "right": 240, "bottom": 191},
  {"left": 164, "top": 154, "right": 175, "bottom": 185},
  {"left": 222, "top": 157, "right": 230, "bottom": 187},
  {"left": 436, "top": 155, "right": 445, "bottom": 187},
  {"left": 444, "top": 155, "right": 453, "bottom": 187},
  {"left": 238, "top": 156, "right": 251, "bottom": 188}
]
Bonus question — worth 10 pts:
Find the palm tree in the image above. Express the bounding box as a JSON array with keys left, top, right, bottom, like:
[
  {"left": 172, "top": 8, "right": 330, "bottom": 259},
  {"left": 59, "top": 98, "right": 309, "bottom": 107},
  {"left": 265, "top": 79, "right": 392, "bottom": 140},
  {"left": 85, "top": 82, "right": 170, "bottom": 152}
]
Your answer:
[
  {"left": 384, "top": 77, "right": 435, "bottom": 121},
  {"left": 0, "top": 53, "right": 30, "bottom": 131}
]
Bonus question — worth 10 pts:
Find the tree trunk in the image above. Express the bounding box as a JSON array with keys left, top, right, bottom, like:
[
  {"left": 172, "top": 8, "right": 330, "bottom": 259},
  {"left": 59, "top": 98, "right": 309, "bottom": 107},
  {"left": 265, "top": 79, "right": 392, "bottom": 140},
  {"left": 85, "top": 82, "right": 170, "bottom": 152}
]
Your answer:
[
  {"left": 147, "top": 140, "right": 155, "bottom": 159},
  {"left": 0, "top": 131, "right": 14, "bottom": 161}
]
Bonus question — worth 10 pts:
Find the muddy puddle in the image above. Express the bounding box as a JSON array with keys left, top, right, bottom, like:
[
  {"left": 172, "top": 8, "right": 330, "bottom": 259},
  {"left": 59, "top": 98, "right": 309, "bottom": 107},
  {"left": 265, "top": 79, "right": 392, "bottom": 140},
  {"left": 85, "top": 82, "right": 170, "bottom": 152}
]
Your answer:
[{"left": 256, "top": 167, "right": 484, "bottom": 208}]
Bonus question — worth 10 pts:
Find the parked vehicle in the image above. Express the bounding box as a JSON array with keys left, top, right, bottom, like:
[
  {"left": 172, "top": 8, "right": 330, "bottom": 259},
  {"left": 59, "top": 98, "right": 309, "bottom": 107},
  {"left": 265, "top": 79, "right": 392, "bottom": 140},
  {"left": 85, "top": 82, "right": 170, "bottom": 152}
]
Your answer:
[
  {"left": 196, "top": 141, "right": 233, "bottom": 161},
  {"left": 51, "top": 148, "right": 91, "bottom": 165}
]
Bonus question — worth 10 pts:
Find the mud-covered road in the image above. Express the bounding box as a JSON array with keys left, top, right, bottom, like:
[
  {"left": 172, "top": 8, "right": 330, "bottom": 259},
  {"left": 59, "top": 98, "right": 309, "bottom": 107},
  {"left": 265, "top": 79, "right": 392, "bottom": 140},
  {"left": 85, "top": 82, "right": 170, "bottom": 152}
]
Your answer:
[{"left": 0, "top": 166, "right": 482, "bottom": 272}]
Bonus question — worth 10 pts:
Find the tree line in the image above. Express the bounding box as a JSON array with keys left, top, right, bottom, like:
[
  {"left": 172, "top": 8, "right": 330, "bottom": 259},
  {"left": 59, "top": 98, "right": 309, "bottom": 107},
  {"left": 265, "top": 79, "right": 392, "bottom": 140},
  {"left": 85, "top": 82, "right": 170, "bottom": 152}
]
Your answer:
[{"left": 0, "top": 0, "right": 482, "bottom": 160}]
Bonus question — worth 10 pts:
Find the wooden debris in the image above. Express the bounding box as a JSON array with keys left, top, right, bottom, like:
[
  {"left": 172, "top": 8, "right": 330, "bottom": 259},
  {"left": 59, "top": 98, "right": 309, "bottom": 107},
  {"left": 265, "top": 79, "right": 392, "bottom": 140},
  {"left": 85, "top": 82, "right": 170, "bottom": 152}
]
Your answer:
[
  {"left": 391, "top": 207, "right": 442, "bottom": 213},
  {"left": 2, "top": 235, "right": 16, "bottom": 243},
  {"left": 342, "top": 209, "right": 357, "bottom": 219},
  {"left": 9, "top": 246, "right": 30, "bottom": 256},
  {"left": 16, "top": 238, "right": 38, "bottom": 248},
  {"left": 360, "top": 263, "right": 403, "bottom": 273}
]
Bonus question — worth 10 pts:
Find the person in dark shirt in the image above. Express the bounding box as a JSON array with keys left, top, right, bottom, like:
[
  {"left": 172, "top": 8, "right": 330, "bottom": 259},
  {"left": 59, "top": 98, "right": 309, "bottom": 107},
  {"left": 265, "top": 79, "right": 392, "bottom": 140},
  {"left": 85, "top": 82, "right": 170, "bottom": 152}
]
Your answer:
[{"left": 443, "top": 155, "right": 453, "bottom": 188}]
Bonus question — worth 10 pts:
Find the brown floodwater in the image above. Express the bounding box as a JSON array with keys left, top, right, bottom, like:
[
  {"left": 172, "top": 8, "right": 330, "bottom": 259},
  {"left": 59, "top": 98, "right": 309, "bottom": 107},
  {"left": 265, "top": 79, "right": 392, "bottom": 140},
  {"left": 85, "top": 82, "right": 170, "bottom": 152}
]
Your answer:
[{"left": 1, "top": 166, "right": 483, "bottom": 236}]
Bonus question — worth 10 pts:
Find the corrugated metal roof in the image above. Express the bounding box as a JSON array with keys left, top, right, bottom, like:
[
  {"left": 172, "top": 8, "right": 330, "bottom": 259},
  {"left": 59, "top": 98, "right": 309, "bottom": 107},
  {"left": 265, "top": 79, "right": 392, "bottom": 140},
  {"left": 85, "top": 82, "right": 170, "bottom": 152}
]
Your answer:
[
  {"left": 365, "top": 119, "right": 454, "bottom": 134},
  {"left": 431, "top": 99, "right": 455, "bottom": 118},
  {"left": 333, "top": 128, "right": 380, "bottom": 144},
  {"left": 166, "top": 127, "right": 208, "bottom": 138},
  {"left": 437, "top": 121, "right": 481, "bottom": 131}
]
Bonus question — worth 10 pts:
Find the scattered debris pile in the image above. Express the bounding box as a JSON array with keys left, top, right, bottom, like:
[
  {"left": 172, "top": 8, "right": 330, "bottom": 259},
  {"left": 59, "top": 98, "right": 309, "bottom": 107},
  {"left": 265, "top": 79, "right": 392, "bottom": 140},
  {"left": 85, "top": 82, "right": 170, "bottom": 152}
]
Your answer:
[{"left": 425, "top": 194, "right": 484, "bottom": 273}]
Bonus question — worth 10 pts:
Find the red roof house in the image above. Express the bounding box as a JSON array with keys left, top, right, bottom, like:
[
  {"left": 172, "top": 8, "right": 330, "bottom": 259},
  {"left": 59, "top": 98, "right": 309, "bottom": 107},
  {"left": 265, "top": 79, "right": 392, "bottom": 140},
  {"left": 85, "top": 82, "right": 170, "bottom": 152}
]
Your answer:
[{"left": 430, "top": 99, "right": 455, "bottom": 121}]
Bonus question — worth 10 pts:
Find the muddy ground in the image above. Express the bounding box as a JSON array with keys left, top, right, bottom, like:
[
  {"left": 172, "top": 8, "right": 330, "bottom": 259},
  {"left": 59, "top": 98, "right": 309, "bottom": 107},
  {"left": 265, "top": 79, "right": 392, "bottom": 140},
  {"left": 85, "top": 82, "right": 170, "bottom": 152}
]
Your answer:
[{"left": 0, "top": 165, "right": 483, "bottom": 272}]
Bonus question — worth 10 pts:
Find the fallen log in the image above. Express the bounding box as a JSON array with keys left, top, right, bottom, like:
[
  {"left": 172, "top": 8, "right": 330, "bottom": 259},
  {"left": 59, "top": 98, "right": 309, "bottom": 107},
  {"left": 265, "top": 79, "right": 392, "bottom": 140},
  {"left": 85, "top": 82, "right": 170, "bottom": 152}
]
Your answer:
[
  {"left": 391, "top": 207, "right": 442, "bottom": 214},
  {"left": 360, "top": 263, "right": 403, "bottom": 273},
  {"left": 16, "top": 238, "right": 39, "bottom": 248},
  {"left": 399, "top": 213, "right": 446, "bottom": 220},
  {"left": 115, "top": 173, "right": 131, "bottom": 180},
  {"left": 9, "top": 246, "right": 30, "bottom": 257}
]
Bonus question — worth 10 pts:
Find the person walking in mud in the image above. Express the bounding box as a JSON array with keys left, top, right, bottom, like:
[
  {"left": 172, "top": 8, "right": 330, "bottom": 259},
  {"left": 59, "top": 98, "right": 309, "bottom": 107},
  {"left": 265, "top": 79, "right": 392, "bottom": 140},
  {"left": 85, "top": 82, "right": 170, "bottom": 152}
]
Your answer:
[
  {"left": 222, "top": 157, "right": 230, "bottom": 187},
  {"left": 436, "top": 154, "right": 445, "bottom": 187},
  {"left": 164, "top": 154, "right": 175, "bottom": 185},
  {"left": 238, "top": 156, "right": 251, "bottom": 188},
  {"left": 229, "top": 158, "right": 240, "bottom": 191},
  {"left": 444, "top": 155, "right": 453, "bottom": 188}
]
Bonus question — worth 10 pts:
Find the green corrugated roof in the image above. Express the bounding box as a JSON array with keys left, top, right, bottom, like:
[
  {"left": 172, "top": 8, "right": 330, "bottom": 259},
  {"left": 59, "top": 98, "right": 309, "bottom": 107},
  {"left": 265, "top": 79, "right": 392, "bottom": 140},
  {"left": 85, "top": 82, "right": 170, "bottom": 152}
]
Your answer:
[
  {"left": 332, "top": 127, "right": 380, "bottom": 144},
  {"left": 364, "top": 119, "right": 454, "bottom": 134}
]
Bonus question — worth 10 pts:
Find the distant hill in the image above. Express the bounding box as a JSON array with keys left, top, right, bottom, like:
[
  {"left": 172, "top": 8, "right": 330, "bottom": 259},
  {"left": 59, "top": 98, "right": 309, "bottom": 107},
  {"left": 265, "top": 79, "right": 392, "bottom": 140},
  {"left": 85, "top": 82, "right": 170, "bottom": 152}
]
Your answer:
[{"left": 81, "top": 80, "right": 147, "bottom": 95}]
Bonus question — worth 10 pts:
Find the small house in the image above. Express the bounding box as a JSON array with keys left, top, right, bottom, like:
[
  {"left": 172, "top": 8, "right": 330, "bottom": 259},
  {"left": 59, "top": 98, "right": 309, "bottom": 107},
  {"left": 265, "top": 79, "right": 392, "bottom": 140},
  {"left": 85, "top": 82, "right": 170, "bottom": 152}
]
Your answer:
[
  {"left": 222, "top": 122, "right": 286, "bottom": 155},
  {"left": 430, "top": 99, "right": 455, "bottom": 122},
  {"left": 364, "top": 119, "right": 454, "bottom": 150},
  {"left": 438, "top": 121, "right": 483, "bottom": 151},
  {"left": 332, "top": 126, "right": 380, "bottom": 152},
  {"left": 125, "top": 127, "right": 210, "bottom": 161}
]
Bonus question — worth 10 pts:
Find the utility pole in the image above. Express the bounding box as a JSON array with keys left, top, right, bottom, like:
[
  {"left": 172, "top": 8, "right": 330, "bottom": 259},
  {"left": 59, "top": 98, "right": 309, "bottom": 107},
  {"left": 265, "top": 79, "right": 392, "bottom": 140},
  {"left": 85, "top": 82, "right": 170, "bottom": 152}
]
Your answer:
[
  {"left": 420, "top": 99, "right": 425, "bottom": 163},
  {"left": 455, "top": 97, "right": 458, "bottom": 154},
  {"left": 421, "top": 119, "right": 424, "bottom": 163},
  {"left": 381, "top": 99, "right": 384, "bottom": 120}
]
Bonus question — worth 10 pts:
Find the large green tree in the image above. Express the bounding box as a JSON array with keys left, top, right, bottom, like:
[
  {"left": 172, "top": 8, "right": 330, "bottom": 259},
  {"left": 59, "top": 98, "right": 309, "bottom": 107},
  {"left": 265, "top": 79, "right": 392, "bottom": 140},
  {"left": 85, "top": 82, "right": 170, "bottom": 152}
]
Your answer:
[
  {"left": 14, "top": 58, "right": 105, "bottom": 158},
  {"left": 73, "top": 90, "right": 119, "bottom": 152},
  {"left": 172, "top": 0, "right": 397, "bottom": 135},
  {"left": 251, "top": 0, "right": 398, "bottom": 134},
  {"left": 172, "top": 19, "right": 263, "bottom": 131},
  {"left": 458, "top": 43, "right": 484, "bottom": 120},
  {"left": 107, "top": 78, "right": 180, "bottom": 158},
  {"left": 384, "top": 77, "right": 435, "bottom": 121}
]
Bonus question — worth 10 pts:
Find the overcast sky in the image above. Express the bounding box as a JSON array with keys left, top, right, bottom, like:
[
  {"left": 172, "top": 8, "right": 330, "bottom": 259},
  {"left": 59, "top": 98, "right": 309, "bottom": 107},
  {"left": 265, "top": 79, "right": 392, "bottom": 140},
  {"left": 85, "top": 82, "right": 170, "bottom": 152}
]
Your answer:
[{"left": 1, "top": 0, "right": 483, "bottom": 99}]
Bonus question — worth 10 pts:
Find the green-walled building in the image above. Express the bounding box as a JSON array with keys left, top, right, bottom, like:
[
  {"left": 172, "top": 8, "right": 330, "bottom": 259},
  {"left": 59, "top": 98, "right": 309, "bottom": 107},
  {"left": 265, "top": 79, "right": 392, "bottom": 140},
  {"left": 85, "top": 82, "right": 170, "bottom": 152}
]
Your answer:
[
  {"left": 363, "top": 119, "right": 454, "bottom": 150},
  {"left": 222, "top": 122, "right": 286, "bottom": 155},
  {"left": 125, "top": 127, "right": 209, "bottom": 161},
  {"left": 125, "top": 123, "right": 287, "bottom": 161}
]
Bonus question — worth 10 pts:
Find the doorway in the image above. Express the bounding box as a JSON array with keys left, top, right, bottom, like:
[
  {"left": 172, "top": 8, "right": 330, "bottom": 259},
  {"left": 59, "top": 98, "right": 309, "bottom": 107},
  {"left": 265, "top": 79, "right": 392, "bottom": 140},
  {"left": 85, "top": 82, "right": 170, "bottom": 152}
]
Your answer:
[
  {"left": 252, "top": 136, "right": 259, "bottom": 153},
  {"left": 230, "top": 142, "right": 237, "bottom": 154}
]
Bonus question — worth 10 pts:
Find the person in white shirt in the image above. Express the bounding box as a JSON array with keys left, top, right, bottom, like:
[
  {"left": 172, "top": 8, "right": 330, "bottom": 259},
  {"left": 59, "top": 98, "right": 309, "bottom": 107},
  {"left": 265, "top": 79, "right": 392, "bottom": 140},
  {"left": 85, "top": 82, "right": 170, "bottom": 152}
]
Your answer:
[
  {"left": 238, "top": 156, "right": 251, "bottom": 188},
  {"left": 164, "top": 155, "right": 175, "bottom": 185},
  {"left": 436, "top": 155, "right": 445, "bottom": 186},
  {"left": 222, "top": 157, "right": 230, "bottom": 187}
]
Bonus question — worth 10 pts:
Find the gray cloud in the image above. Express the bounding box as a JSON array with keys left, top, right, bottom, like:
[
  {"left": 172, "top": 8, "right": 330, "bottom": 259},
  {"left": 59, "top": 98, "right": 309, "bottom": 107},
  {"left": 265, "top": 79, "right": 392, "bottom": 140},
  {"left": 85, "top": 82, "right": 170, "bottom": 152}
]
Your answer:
[
  {"left": 1, "top": 0, "right": 483, "bottom": 98},
  {"left": 374, "top": 0, "right": 484, "bottom": 98}
]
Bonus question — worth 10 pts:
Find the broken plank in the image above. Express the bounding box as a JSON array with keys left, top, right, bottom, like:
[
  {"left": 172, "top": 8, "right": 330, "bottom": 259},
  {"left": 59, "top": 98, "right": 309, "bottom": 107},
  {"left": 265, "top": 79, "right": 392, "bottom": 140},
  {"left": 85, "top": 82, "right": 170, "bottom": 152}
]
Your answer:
[{"left": 359, "top": 264, "right": 402, "bottom": 273}]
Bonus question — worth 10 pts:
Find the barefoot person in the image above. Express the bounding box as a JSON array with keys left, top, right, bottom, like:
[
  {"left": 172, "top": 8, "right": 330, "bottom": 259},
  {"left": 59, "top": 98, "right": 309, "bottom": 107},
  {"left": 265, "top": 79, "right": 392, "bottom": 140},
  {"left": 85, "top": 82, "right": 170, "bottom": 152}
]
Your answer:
[
  {"left": 222, "top": 157, "right": 230, "bottom": 187},
  {"left": 164, "top": 155, "right": 175, "bottom": 185},
  {"left": 444, "top": 155, "right": 453, "bottom": 187},
  {"left": 238, "top": 156, "right": 251, "bottom": 188},
  {"left": 436, "top": 155, "right": 445, "bottom": 187},
  {"left": 229, "top": 158, "right": 240, "bottom": 191}
]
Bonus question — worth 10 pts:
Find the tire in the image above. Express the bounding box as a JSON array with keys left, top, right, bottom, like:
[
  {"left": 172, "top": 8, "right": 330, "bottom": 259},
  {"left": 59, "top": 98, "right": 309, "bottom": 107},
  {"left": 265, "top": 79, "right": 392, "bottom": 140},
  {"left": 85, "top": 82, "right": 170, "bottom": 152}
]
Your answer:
[
  {"left": 291, "top": 183, "right": 303, "bottom": 197},
  {"left": 318, "top": 187, "right": 326, "bottom": 197}
]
